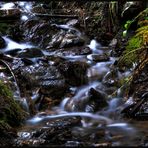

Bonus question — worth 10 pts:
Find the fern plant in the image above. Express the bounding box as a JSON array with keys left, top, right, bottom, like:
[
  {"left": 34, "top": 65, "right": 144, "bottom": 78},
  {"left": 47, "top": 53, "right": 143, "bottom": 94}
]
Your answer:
[{"left": 118, "top": 8, "right": 148, "bottom": 68}]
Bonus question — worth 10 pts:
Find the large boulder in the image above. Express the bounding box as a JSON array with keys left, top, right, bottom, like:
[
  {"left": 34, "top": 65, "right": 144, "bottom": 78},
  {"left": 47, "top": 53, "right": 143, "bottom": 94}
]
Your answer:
[{"left": 58, "top": 61, "right": 89, "bottom": 86}]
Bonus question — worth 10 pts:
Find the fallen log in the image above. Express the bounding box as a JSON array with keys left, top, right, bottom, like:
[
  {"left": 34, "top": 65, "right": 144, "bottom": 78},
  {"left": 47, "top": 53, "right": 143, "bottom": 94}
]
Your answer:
[{"left": 35, "top": 13, "right": 79, "bottom": 19}]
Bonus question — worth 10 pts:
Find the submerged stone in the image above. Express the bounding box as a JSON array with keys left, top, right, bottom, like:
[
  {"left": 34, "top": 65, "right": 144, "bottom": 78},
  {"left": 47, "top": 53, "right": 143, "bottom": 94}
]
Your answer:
[
  {"left": 87, "top": 53, "right": 110, "bottom": 62},
  {"left": 17, "top": 48, "right": 44, "bottom": 58}
]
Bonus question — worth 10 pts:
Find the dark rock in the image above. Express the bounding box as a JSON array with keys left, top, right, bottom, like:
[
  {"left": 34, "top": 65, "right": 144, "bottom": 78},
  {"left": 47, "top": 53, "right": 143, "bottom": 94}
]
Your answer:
[
  {"left": 0, "top": 8, "right": 21, "bottom": 18},
  {"left": 87, "top": 53, "right": 109, "bottom": 62},
  {"left": 17, "top": 48, "right": 44, "bottom": 58},
  {"left": 4, "top": 48, "right": 22, "bottom": 56},
  {"left": 22, "top": 20, "right": 59, "bottom": 48},
  {"left": 58, "top": 61, "right": 89, "bottom": 86},
  {"left": 51, "top": 46, "right": 91, "bottom": 57},
  {"left": 102, "top": 69, "right": 120, "bottom": 87},
  {"left": 31, "top": 5, "right": 47, "bottom": 14},
  {"left": 0, "top": 36, "right": 6, "bottom": 48},
  {"left": 121, "top": 1, "right": 146, "bottom": 23},
  {"left": 47, "top": 31, "right": 85, "bottom": 49},
  {"left": 17, "top": 63, "right": 68, "bottom": 99},
  {"left": 79, "top": 47, "right": 92, "bottom": 55},
  {"left": 65, "top": 88, "right": 108, "bottom": 112},
  {"left": 45, "top": 55, "right": 66, "bottom": 66},
  {"left": 15, "top": 117, "right": 81, "bottom": 146},
  {"left": 46, "top": 30, "right": 65, "bottom": 49},
  {"left": 60, "top": 33, "right": 84, "bottom": 48}
]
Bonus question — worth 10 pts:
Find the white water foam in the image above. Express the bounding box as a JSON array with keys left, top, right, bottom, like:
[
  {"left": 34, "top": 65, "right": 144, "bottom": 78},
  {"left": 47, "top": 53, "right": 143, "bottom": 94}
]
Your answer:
[{"left": 2, "top": 36, "right": 34, "bottom": 51}]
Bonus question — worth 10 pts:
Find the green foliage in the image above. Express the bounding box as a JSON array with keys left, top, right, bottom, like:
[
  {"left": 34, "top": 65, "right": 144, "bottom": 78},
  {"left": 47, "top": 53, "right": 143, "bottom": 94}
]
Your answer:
[
  {"left": 122, "top": 8, "right": 148, "bottom": 37},
  {"left": 0, "top": 80, "right": 13, "bottom": 98},
  {"left": 124, "top": 20, "right": 133, "bottom": 30},
  {"left": 119, "top": 8, "right": 148, "bottom": 67},
  {"left": 121, "top": 36, "right": 142, "bottom": 67}
]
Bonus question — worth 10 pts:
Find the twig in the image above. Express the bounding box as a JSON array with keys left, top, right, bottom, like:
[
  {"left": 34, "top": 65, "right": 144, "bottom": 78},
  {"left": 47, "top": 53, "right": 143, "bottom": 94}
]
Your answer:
[
  {"left": 0, "top": 60, "right": 21, "bottom": 99},
  {"left": 35, "top": 13, "right": 78, "bottom": 19}
]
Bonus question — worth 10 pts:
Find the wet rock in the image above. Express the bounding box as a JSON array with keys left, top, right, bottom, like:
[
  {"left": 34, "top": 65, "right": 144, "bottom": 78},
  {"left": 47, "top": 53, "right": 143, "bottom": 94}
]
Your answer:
[
  {"left": 60, "top": 33, "right": 84, "bottom": 48},
  {"left": 46, "top": 30, "right": 65, "bottom": 49},
  {"left": 58, "top": 61, "right": 89, "bottom": 86},
  {"left": 79, "top": 46, "right": 92, "bottom": 55},
  {"left": 87, "top": 53, "right": 109, "bottom": 62},
  {"left": 15, "top": 117, "right": 81, "bottom": 146},
  {"left": 4, "top": 48, "right": 22, "bottom": 56},
  {"left": 17, "top": 48, "right": 44, "bottom": 58},
  {"left": 121, "top": 1, "right": 145, "bottom": 21},
  {"left": 0, "top": 8, "right": 21, "bottom": 18},
  {"left": 122, "top": 63, "right": 148, "bottom": 119},
  {"left": 47, "top": 31, "right": 85, "bottom": 49},
  {"left": 31, "top": 5, "right": 47, "bottom": 14},
  {"left": 0, "top": 36, "right": 6, "bottom": 48},
  {"left": 102, "top": 69, "right": 120, "bottom": 87},
  {"left": 109, "top": 38, "right": 118, "bottom": 48},
  {"left": 66, "top": 19, "right": 79, "bottom": 27},
  {"left": 17, "top": 63, "right": 68, "bottom": 99},
  {"left": 22, "top": 20, "right": 59, "bottom": 48},
  {"left": 45, "top": 55, "right": 66, "bottom": 66},
  {"left": 52, "top": 46, "right": 91, "bottom": 57},
  {"left": 65, "top": 88, "right": 108, "bottom": 112},
  {"left": 11, "top": 58, "right": 26, "bottom": 70}
]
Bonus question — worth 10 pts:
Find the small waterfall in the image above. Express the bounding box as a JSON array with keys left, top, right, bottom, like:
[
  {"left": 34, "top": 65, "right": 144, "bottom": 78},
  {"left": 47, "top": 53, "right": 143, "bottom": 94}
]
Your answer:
[
  {"left": 2, "top": 36, "right": 34, "bottom": 51},
  {"left": 87, "top": 39, "right": 103, "bottom": 54},
  {"left": 0, "top": 2, "right": 15, "bottom": 9}
]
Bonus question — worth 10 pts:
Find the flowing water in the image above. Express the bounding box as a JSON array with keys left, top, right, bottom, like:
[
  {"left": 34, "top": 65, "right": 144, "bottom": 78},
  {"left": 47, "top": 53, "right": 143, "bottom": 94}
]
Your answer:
[
  {"left": 0, "top": 2, "right": 147, "bottom": 146},
  {"left": 1, "top": 35, "right": 143, "bottom": 146}
]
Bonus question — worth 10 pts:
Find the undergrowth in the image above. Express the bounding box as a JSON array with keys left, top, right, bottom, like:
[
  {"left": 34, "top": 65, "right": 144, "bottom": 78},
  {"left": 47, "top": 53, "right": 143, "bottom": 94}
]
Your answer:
[{"left": 118, "top": 8, "right": 148, "bottom": 68}]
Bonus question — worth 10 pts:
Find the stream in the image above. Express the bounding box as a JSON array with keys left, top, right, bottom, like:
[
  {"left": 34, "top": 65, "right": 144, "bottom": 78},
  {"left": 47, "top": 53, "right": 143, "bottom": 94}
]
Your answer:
[{"left": 0, "top": 1, "right": 148, "bottom": 147}]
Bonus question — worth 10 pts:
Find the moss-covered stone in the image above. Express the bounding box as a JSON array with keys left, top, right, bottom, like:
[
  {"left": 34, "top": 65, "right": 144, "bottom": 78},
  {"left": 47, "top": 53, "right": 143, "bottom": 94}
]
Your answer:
[{"left": 0, "top": 80, "right": 27, "bottom": 128}]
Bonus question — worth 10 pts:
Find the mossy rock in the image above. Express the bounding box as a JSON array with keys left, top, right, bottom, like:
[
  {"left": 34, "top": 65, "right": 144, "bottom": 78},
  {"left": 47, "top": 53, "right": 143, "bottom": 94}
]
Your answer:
[{"left": 0, "top": 80, "right": 27, "bottom": 129}]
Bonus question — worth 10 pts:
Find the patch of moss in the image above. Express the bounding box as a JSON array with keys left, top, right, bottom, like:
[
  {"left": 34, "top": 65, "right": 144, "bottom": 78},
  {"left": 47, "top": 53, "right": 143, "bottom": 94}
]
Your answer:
[
  {"left": 0, "top": 80, "right": 13, "bottom": 98},
  {"left": 0, "top": 80, "right": 27, "bottom": 128},
  {"left": 118, "top": 8, "right": 148, "bottom": 68},
  {"left": 121, "top": 36, "right": 142, "bottom": 67}
]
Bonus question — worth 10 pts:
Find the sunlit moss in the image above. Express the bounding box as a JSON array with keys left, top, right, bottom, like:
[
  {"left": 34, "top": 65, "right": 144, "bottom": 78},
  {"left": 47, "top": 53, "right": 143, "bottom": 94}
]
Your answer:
[{"left": 118, "top": 8, "right": 148, "bottom": 68}]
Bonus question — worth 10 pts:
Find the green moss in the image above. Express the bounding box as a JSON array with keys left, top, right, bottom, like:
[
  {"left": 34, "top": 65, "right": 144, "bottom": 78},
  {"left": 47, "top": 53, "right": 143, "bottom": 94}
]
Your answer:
[
  {"left": 0, "top": 80, "right": 13, "bottom": 98},
  {"left": 118, "top": 8, "right": 148, "bottom": 68},
  {"left": 121, "top": 36, "right": 142, "bottom": 67},
  {"left": 0, "top": 80, "right": 27, "bottom": 128}
]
